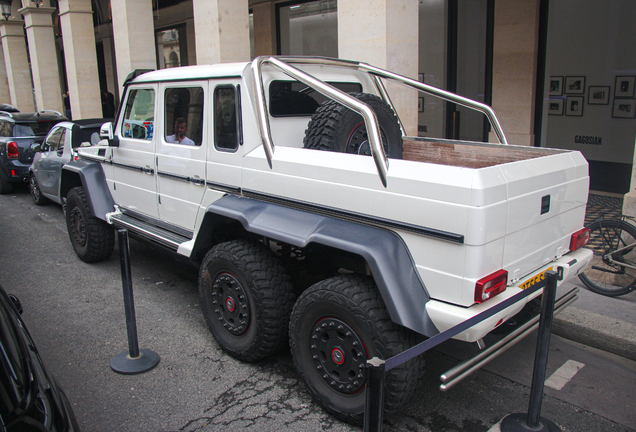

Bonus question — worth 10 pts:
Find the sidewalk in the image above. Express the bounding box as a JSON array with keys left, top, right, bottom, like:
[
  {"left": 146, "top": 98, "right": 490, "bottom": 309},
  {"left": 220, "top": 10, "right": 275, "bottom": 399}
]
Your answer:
[{"left": 552, "top": 193, "right": 636, "bottom": 361}]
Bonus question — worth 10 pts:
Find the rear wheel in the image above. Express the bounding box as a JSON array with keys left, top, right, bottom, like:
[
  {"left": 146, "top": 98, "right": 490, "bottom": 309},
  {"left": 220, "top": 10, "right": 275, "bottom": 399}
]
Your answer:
[
  {"left": 289, "top": 275, "right": 421, "bottom": 424},
  {"left": 579, "top": 218, "right": 636, "bottom": 296},
  {"left": 65, "top": 187, "right": 114, "bottom": 262},
  {"left": 29, "top": 174, "right": 48, "bottom": 205},
  {"left": 198, "top": 240, "right": 295, "bottom": 362}
]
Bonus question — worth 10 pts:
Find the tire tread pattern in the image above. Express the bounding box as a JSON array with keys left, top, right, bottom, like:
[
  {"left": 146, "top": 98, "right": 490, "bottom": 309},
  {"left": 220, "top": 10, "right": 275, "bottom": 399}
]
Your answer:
[
  {"left": 65, "top": 187, "right": 115, "bottom": 263},
  {"left": 199, "top": 240, "right": 296, "bottom": 362},
  {"left": 289, "top": 274, "right": 422, "bottom": 424}
]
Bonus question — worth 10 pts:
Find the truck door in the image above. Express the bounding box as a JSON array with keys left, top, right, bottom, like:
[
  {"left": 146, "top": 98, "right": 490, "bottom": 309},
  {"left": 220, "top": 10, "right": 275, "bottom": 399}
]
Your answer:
[
  {"left": 156, "top": 82, "right": 207, "bottom": 231},
  {"left": 111, "top": 86, "right": 158, "bottom": 219}
]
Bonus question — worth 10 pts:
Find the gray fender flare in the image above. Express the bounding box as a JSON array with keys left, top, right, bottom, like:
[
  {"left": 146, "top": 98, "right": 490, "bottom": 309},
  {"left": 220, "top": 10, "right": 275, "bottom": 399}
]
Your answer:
[
  {"left": 202, "top": 194, "right": 439, "bottom": 337},
  {"left": 61, "top": 159, "right": 115, "bottom": 221}
]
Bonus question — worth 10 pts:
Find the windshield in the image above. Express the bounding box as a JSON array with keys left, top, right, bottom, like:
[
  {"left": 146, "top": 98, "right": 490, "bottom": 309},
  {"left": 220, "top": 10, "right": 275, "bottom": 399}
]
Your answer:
[{"left": 13, "top": 121, "right": 59, "bottom": 137}]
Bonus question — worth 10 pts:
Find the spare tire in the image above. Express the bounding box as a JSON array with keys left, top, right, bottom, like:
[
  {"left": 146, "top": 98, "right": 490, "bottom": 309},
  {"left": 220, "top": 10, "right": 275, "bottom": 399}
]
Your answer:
[{"left": 303, "top": 92, "right": 403, "bottom": 159}]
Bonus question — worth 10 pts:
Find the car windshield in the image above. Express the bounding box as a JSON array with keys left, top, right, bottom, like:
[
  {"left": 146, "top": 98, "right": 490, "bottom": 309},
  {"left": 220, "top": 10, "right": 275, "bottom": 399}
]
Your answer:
[{"left": 13, "top": 121, "right": 59, "bottom": 137}]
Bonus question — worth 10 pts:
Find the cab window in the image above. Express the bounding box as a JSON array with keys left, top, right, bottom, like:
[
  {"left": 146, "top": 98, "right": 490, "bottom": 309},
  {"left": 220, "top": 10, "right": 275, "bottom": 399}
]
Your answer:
[
  {"left": 164, "top": 87, "right": 204, "bottom": 146},
  {"left": 214, "top": 85, "right": 240, "bottom": 151},
  {"left": 121, "top": 89, "right": 155, "bottom": 140}
]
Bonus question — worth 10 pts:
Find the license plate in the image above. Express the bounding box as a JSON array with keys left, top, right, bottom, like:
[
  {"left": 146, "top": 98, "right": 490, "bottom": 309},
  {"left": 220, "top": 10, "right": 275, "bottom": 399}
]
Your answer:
[{"left": 518, "top": 267, "right": 553, "bottom": 290}]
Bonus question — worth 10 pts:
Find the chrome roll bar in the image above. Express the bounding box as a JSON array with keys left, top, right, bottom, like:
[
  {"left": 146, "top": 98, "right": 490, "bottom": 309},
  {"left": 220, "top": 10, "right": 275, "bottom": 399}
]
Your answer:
[{"left": 250, "top": 56, "right": 509, "bottom": 187}]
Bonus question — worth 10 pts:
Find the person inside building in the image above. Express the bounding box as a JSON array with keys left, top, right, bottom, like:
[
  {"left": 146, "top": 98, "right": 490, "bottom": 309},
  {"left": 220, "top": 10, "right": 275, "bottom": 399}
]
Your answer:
[{"left": 166, "top": 117, "right": 194, "bottom": 145}]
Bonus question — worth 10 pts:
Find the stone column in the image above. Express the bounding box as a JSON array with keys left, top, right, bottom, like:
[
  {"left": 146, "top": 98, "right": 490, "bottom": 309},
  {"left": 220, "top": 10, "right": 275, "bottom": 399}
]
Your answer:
[
  {"left": 110, "top": 0, "right": 156, "bottom": 93},
  {"left": 19, "top": 5, "right": 63, "bottom": 112},
  {"left": 0, "top": 19, "right": 35, "bottom": 112},
  {"left": 252, "top": 1, "right": 276, "bottom": 57},
  {"left": 338, "top": 0, "right": 419, "bottom": 136},
  {"left": 192, "top": 0, "right": 250, "bottom": 64},
  {"left": 490, "top": 0, "right": 540, "bottom": 146},
  {"left": 0, "top": 52, "right": 10, "bottom": 103},
  {"left": 58, "top": 0, "right": 103, "bottom": 119}
]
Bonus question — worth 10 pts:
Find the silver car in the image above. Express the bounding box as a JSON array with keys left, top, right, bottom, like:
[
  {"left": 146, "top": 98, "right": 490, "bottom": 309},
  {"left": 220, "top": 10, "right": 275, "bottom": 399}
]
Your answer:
[{"left": 28, "top": 119, "right": 107, "bottom": 207}]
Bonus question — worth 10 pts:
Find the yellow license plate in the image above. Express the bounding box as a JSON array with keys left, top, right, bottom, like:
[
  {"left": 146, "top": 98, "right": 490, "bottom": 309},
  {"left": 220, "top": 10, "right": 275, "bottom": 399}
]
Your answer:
[{"left": 519, "top": 267, "right": 553, "bottom": 290}]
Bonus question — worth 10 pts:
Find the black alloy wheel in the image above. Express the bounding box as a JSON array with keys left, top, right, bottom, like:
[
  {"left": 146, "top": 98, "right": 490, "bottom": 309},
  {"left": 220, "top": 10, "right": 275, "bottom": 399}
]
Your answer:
[
  {"left": 198, "top": 240, "right": 295, "bottom": 362},
  {"left": 65, "top": 187, "right": 114, "bottom": 263},
  {"left": 289, "top": 275, "right": 421, "bottom": 425},
  {"left": 29, "top": 175, "right": 48, "bottom": 206}
]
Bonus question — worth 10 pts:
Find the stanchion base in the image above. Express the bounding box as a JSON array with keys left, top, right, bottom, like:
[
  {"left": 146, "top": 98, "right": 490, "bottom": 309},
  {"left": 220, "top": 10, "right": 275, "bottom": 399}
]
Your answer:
[
  {"left": 111, "top": 348, "right": 160, "bottom": 375},
  {"left": 500, "top": 413, "right": 561, "bottom": 432}
]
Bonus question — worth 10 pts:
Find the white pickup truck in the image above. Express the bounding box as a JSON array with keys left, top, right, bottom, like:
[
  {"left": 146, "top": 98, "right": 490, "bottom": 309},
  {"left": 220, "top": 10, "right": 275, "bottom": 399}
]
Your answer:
[{"left": 60, "top": 56, "right": 592, "bottom": 424}]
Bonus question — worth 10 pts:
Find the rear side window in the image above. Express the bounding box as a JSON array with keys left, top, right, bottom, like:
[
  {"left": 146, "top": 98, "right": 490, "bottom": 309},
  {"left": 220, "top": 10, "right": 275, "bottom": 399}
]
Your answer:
[
  {"left": 45, "top": 127, "right": 65, "bottom": 151},
  {"left": 269, "top": 80, "right": 363, "bottom": 117},
  {"left": 0, "top": 121, "right": 12, "bottom": 137},
  {"left": 13, "top": 121, "right": 59, "bottom": 137},
  {"left": 121, "top": 88, "right": 155, "bottom": 140},
  {"left": 214, "top": 85, "right": 240, "bottom": 151},
  {"left": 164, "top": 87, "right": 204, "bottom": 146}
]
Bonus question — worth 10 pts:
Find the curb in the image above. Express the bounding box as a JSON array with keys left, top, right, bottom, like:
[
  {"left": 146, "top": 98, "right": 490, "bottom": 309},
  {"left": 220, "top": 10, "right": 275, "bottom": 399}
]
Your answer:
[{"left": 553, "top": 306, "right": 636, "bottom": 361}]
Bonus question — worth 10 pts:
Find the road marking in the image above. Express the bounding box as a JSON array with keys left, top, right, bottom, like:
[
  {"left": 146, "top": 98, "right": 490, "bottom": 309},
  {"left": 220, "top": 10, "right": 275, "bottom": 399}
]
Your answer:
[{"left": 545, "top": 359, "right": 585, "bottom": 390}]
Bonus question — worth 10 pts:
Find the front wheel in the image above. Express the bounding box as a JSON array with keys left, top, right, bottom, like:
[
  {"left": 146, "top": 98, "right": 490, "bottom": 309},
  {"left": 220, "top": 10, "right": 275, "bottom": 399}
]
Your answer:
[
  {"left": 579, "top": 218, "right": 636, "bottom": 296},
  {"left": 65, "top": 187, "right": 114, "bottom": 262},
  {"left": 289, "top": 275, "right": 421, "bottom": 425},
  {"left": 198, "top": 240, "right": 295, "bottom": 362}
]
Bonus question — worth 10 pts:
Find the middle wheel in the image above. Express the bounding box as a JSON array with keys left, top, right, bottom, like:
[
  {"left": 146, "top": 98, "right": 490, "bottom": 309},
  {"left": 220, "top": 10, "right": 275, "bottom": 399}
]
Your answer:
[{"left": 198, "top": 239, "right": 295, "bottom": 362}]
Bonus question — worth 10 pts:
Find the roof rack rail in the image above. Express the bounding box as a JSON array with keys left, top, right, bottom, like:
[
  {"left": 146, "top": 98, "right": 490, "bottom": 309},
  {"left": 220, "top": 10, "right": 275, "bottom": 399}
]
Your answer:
[
  {"left": 39, "top": 110, "right": 63, "bottom": 116},
  {"left": 0, "top": 111, "right": 14, "bottom": 118}
]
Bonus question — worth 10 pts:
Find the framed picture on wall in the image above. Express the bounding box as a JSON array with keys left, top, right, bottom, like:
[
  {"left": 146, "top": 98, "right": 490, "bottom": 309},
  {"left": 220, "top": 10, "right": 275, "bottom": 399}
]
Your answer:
[
  {"left": 565, "top": 76, "right": 586, "bottom": 94},
  {"left": 565, "top": 96, "right": 584, "bottom": 116},
  {"left": 549, "top": 77, "right": 563, "bottom": 96},
  {"left": 418, "top": 97, "right": 424, "bottom": 113},
  {"left": 588, "top": 86, "right": 610, "bottom": 105},
  {"left": 548, "top": 98, "right": 564, "bottom": 115},
  {"left": 612, "top": 99, "right": 636, "bottom": 118},
  {"left": 615, "top": 76, "right": 635, "bottom": 98}
]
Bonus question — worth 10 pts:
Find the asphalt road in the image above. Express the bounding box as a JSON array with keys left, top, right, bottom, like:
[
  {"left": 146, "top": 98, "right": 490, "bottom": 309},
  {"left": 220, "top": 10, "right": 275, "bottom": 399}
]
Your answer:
[{"left": 0, "top": 187, "right": 634, "bottom": 432}]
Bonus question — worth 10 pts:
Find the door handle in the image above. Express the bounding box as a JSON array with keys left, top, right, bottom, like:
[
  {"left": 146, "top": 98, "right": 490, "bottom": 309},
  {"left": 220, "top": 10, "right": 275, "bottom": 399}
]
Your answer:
[
  {"left": 190, "top": 175, "right": 205, "bottom": 186},
  {"left": 142, "top": 165, "right": 155, "bottom": 175}
]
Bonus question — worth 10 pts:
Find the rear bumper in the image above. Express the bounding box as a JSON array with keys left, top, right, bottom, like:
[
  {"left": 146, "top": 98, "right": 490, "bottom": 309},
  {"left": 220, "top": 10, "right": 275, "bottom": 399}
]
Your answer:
[
  {"left": 0, "top": 160, "right": 30, "bottom": 183},
  {"left": 425, "top": 247, "right": 593, "bottom": 342}
]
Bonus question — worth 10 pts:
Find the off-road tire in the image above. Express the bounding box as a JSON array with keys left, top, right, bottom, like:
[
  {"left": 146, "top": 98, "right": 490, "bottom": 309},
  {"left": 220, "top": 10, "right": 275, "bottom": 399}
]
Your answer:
[
  {"left": 29, "top": 174, "right": 48, "bottom": 205},
  {"left": 199, "top": 240, "right": 295, "bottom": 362},
  {"left": 289, "top": 274, "right": 421, "bottom": 424},
  {"left": 65, "top": 187, "right": 114, "bottom": 262},
  {"left": 303, "top": 92, "right": 403, "bottom": 159}
]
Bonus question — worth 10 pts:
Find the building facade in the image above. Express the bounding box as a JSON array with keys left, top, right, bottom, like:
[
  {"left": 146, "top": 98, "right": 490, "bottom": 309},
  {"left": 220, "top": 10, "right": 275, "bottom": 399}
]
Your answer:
[{"left": 1, "top": 0, "right": 635, "bottom": 206}]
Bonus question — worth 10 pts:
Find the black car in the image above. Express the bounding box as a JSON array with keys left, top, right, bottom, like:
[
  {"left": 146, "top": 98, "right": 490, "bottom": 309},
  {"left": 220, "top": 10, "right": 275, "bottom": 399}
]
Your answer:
[
  {"left": 29, "top": 119, "right": 108, "bottom": 206},
  {"left": 0, "top": 110, "right": 67, "bottom": 194},
  {"left": 0, "top": 284, "right": 80, "bottom": 431}
]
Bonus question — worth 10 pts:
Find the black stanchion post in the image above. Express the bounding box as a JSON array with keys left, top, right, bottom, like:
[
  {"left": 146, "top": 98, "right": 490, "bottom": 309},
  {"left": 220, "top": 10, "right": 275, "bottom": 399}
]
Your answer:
[
  {"left": 364, "top": 357, "right": 386, "bottom": 432},
  {"left": 111, "top": 229, "right": 160, "bottom": 375},
  {"left": 500, "top": 270, "right": 561, "bottom": 432}
]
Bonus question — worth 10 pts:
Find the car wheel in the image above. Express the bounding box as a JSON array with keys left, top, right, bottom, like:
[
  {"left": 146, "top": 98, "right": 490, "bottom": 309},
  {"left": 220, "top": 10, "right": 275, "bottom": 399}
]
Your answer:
[
  {"left": 0, "top": 171, "right": 14, "bottom": 195},
  {"left": 198, "top": 239, "right": 295, "bottom": 362},
  {"left": 303, "top": 93, "right": 403, "bottom": 159},
  {"left": 29, "top": 175, "right": 48, "bottom": 206},
  {"left": 289, "top": 275, "right": 421, "bottom": 425},
  {"left": 65, "top": 187, "right": 114, "bottom": 263}
]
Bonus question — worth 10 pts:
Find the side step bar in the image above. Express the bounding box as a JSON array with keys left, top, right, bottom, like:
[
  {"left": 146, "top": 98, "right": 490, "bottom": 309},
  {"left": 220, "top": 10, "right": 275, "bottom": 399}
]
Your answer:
[
  {"left": 109, "top": 213, "right": 191, "bottom": 252},
  {"left": 439, "top": 287, "right": 579, "bottom": 391}
]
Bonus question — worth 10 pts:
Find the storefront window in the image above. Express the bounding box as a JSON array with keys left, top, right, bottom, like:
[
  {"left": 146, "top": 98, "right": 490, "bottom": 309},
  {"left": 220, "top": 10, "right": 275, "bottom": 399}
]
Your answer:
[
  {"left": 278, "top": 0, "right": 338, "bottom": 57},
  {"left": 542, "top": 0, "right": 636, "bottom": 194}
]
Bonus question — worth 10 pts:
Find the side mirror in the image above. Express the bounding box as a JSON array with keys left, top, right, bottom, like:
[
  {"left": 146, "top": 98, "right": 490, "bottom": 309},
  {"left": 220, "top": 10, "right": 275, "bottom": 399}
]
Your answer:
[
  {"left": 100, "top": 122, "right": 119, "bottom": 147},
  {"left": 30, "top": 143, "right": 41, "bottom": 152}
]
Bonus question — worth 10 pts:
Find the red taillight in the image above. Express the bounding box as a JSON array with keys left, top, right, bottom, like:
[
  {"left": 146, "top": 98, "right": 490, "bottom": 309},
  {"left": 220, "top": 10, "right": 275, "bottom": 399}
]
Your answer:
[
  {"left": 474, "top": 269, "right": 508, "bottom": 304},
  {"left": 570, "top": 227, "right": 591, "bottom": 251},
  {"left": 7, "top": 141, "right": 19, "bottom": 159}
]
